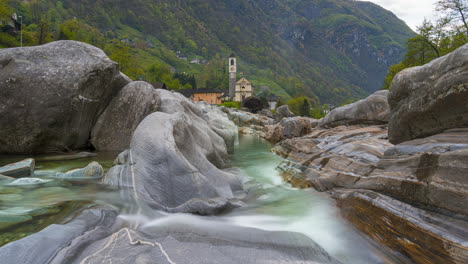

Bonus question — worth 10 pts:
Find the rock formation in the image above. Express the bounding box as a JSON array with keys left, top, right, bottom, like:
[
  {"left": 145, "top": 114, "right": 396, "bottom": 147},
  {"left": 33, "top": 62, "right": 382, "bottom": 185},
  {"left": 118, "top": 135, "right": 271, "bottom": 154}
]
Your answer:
[
  {"left": 91, "top": 81, "right": 160, "bottom": 152},
  {"left": 320, "top": 90, "right": 390, "bottom": 127},
  {"left": 0, "top": 40, "right": 130, "bottom": 154},
  {"left": 388, "top": 43, "right": 468, "bottom": 144}
]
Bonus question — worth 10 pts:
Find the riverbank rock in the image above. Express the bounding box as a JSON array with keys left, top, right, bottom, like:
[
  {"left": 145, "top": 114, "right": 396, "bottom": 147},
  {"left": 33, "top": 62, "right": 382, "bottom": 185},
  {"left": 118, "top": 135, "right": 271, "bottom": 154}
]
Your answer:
[
  {"left": 355, "top": 128, "right": 468, "bottom": 216},
  {"left": 388, "top": 43, "right": 468, "bottom": 144},
  {"left": 0, "top": 40, "right": 130, "bottom": 154},
  {"left": 264, "top": 116, "right": 319, "bottom": 143},
  {"left": 91, "top": 81, "right": 160, "bottom": 152},
  {"left": 275, "top": 105, "right": 295, "bottom": 120},
  {"left": 0, "top": 159, "right": 34, "bottom": 178},
  {"left": 104, "top": 91, "right": 243, "bottom": 215},
  {"left": 333, "top": 189, "right": 468, "bottom": 264},
  {"left": 55, "top": 162, "right": 104, "bottom": 181},
  {"left": 320, "top": 90, "right": 390, "bottom": 128}
]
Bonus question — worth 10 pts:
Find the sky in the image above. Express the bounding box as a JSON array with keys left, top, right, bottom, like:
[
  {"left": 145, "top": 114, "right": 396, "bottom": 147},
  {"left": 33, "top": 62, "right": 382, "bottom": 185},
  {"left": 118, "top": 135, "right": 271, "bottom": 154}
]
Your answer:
[{"left": 366, "top": 0, "right": 439, "bottom": 31}]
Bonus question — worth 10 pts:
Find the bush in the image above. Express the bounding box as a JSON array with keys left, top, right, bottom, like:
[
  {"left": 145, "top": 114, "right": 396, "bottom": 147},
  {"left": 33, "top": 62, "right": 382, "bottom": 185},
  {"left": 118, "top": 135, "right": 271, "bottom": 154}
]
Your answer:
[
  {"left": 242, "top": 97, "right": 263, "bottom": 113},
  {"left": 219, "top": 101, "right": 241, "bottom": 109}
]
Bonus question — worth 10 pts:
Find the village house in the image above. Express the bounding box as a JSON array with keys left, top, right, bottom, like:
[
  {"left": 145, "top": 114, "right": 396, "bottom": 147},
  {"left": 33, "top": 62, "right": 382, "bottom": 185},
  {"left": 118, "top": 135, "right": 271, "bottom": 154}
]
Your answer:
[{"left": 180, "top": 88, "right": 227, "bottom": 105}]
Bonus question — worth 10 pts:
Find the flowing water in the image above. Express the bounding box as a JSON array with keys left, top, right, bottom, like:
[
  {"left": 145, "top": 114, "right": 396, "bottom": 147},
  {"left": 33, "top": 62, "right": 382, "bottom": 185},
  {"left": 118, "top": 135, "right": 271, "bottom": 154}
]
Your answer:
[{"left": 0, "top": 135, "right": 399, "bottom": 263}]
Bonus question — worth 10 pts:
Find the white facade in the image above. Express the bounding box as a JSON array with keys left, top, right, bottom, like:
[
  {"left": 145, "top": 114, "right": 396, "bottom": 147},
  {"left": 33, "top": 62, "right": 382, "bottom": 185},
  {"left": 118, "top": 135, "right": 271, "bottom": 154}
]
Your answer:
[{"left": 234, "top": 77, "right": 253, "bottom": 102}]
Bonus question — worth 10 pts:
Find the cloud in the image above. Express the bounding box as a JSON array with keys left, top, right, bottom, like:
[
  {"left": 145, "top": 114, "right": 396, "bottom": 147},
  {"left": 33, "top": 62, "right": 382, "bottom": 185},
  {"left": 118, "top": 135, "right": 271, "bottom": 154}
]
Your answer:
[{"left": 365, "top": 0, "right": 439, "bottom": 30}]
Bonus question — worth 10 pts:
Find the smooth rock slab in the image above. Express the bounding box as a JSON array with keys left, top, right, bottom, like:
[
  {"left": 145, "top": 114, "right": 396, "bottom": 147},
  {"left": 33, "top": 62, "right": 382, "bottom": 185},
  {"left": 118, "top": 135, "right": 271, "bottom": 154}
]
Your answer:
[
  {"left": 0, "top": 159, "right": 34, "bottom": 178},
  {"left": 320, "top": 90, "right": 390, "bottom": 128},
  {"left": 0, "top": 208, "right": 342, "bottom": 264}
]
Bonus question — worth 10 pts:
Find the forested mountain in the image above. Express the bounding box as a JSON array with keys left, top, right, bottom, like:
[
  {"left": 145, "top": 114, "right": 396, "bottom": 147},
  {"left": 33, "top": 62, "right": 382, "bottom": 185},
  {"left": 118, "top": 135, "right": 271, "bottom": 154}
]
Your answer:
[{"left": 2, "top": 0, "right": 414, "bottom": 104}]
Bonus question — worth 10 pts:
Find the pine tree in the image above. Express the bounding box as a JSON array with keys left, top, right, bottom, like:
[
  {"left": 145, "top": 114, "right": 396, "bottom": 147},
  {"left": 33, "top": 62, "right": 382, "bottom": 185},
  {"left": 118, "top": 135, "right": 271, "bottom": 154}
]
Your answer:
[{"left": 299, "top": 98, "right": 311, "bottom": 117}]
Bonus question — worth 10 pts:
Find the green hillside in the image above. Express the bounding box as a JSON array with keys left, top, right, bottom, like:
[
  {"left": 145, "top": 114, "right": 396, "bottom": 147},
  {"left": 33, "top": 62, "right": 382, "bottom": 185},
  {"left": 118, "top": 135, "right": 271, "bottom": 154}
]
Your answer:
[{"left": 2, "top": 0, "right": 414, "bottom": 104}]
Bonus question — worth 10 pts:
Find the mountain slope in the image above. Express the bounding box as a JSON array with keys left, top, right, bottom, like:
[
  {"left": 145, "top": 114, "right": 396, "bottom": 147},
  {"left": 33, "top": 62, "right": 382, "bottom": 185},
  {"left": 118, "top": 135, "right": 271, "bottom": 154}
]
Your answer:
[{"left": 10, "top": 0, "right": 414, "bottom": 104}]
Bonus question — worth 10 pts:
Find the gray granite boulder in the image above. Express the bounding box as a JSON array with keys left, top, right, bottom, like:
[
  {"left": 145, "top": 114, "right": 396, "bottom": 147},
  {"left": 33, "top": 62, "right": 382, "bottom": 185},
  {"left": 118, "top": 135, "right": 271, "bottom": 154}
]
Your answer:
[
  {"left": 264, "top": 116, "right": 318, "bottom": 143},
  {"left": 320, "top": 90, "right": 390, "bottom": 127},
  {"left": 103, "top": 91, "right": 242, "bottom": 215},
  {"left": 388, "top": 43, "right": 468, "bottom": 144},
  {"left": 91, "top": 81, "right": 160, "bottom": 152},
  {"left": 0, "top": 40, "right": 130, "bottom": 154},
  {"left": 0, "top": 159, "right": 34, "bottom": 178}
]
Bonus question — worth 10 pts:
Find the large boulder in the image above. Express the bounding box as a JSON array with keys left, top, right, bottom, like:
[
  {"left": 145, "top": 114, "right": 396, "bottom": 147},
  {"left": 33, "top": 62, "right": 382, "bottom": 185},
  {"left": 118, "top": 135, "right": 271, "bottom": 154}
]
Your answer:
[
  {"left": 0, "top": 40, "right": 130, "bottom": 154},
  {"left": 388, "top": 44, "right": 468, "bottom": 144},
  {"left": 264, "top": 116, "right": 318, "bottom": 143},
  {"left": 320, "top": 90, "right": 390, "bottom": 127},
  {"left": 91, "top": 81, "right": 160, "bottom": 152},
  {"left": 104, "top": 91, "right": 242, "bottom": 215}
]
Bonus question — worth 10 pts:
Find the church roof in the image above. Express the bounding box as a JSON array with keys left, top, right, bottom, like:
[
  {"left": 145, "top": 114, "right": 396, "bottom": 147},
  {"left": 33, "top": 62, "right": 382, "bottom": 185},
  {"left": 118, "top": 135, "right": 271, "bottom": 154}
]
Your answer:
[
  {"left": 229, "top": 53, "right": 236, "bottom": 58},
  {"left": 236, "top": 77, "right": 251, "bottom": 84}
]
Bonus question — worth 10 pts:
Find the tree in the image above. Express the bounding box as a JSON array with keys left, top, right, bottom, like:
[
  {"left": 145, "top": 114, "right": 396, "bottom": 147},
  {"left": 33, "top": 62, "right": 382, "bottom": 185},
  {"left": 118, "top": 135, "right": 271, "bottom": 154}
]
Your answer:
[
  {"left": 299, "top": 98, "right": 311, "bottom": 117},
  {"left": 243, "top": 97, "right": 264, "bottom": 113},
  {"left": 0, "top": 0, "right": 12, "bottom": 21},
  {"left": 437, "top": 0, "right": 468, "bottom": 36}
]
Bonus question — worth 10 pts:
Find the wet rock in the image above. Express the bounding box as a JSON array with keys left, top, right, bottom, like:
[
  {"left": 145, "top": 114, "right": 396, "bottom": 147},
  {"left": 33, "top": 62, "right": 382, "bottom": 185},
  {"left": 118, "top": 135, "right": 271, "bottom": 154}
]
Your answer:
[
  {"left": 36, "top": 152, "right": 96, "bottom": 162},
  {"left": 333, "top": 189, "right": 468, "bottom": 264},
  {"left": 0, "top": 159, "right": 34, "bottom": 178},
  {"left": 91, "top": 81, "right": 160, "bottom": 152},
  {"left": 6, "top": 178, "right": 53, "bottom": 186},
  {"left": 0, "top": 40, "right": 130, "bottom": 154},
  {"left": 388, "top": 43, "right": 468, "bottom": 144},
  {"left": 320, "top": 90, "right": 390, "bottom": 128},
  {"left": 55, "top": 162, "right": 104, "bottom": 181},
  {"left": 0, "top": 174, "right": 13, "bottom": 181},
  {"left": 0, "top": 208, "right": 341, "bottom": 264}
]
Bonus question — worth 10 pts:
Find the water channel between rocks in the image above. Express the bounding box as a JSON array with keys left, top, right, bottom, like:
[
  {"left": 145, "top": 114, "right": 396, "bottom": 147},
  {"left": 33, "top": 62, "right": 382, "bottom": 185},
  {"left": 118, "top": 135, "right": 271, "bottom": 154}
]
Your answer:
[{"left": 0, "top": 135, "right": 402, "bottom": 263}]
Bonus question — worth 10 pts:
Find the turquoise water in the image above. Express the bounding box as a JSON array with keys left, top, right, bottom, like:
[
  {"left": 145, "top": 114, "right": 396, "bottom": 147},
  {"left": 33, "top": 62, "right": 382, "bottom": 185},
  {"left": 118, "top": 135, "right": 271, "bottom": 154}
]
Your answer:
[{"left": 0, "top": 135, "right": 400, "bottom": 263}]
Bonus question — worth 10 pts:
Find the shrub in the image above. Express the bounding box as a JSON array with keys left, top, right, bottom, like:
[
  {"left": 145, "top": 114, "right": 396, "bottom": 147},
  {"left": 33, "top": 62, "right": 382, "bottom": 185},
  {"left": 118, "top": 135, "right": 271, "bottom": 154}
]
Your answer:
[{"left": 219, "top": 101, "right": 241, "bottom": 109}]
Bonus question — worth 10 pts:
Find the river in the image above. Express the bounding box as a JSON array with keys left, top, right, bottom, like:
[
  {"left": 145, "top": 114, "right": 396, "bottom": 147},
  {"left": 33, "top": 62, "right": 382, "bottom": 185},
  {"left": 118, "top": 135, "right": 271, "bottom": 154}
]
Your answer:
[{"left": 0, "top": 135, "right": 402, "bottom": 263}]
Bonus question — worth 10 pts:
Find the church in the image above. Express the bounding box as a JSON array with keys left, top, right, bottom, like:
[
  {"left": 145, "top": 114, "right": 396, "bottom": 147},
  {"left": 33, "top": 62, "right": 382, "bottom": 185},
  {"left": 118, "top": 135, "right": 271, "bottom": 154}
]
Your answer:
[{"left": 228, "top": 54, "right": 253, "bottom": 102}]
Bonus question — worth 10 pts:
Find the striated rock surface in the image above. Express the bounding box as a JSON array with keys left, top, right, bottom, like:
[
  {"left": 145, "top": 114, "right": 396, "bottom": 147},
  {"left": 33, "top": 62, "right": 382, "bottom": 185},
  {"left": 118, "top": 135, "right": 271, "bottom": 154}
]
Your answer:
[
  {"left": 355, "top": 128, "right": 468, "bottom": 216},
  {"left": 272, "top": 125, "right": 468, "bottom": 263},
  {"left": 0, "top": 40, "right": 130, "bottom": 154},
  {"left": 388, "top": 43, "right": 468, "bottom": 144},
  {"left": 333, "top": 189, "right": 468, "bottom": 264},
  {"left": 91, "top": 81, "right": 160, "bottom": 152},
  {"left": 320, "top": 90, "right": 390, "bottom": 128},
  {"left": 0, "top": 207, "right": 341, "bottom": 264},
  {"left": 104, "top": 91, "right": 242, "bottom": 215}
]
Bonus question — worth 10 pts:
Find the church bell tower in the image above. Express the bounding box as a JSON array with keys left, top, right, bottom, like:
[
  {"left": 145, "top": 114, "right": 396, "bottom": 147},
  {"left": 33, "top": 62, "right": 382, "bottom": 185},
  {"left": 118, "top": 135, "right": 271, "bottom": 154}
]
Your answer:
[{"left": 228, "top": 54, "right": 237, "bottom": 99}]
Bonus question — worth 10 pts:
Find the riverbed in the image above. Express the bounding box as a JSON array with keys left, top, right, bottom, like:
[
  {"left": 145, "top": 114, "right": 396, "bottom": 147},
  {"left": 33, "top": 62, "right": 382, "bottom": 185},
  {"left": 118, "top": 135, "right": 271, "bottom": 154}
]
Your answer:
[{"left": 0, "top": 135, "right": 404, "bottom": 263}]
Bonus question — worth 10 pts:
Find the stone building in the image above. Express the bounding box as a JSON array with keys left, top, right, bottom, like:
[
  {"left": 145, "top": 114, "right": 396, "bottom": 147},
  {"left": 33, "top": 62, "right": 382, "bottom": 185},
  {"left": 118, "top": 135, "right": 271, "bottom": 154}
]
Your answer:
[
  {"left": 228, "top": 54, "right": 254, "bottom": 102},
  {"left": 180, "top": 88, "right": 227, "bottom": 105},
  {"left": 235, "top": 77, "right": 253, "bottom": 102}
]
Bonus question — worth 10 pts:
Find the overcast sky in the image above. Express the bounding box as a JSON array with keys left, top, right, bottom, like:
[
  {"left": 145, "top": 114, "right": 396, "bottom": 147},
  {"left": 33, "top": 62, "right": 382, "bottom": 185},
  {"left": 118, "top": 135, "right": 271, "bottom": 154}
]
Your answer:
[{"left": 365, "top": 0, "right": 439, "bottom": 31}]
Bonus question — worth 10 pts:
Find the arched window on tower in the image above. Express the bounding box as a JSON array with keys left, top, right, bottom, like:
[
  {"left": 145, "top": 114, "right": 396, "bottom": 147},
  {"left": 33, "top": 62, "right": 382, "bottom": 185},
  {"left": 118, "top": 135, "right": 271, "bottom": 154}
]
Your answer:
[{"left": 231, "top": 59, "right": 235, "bottom": 66}]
